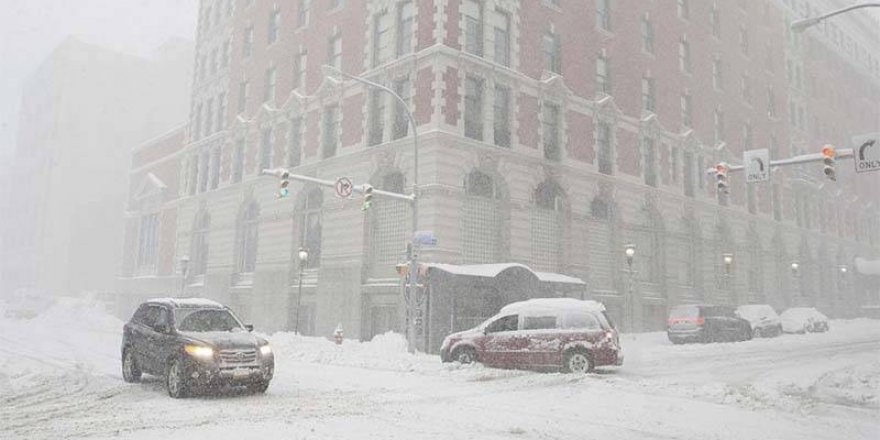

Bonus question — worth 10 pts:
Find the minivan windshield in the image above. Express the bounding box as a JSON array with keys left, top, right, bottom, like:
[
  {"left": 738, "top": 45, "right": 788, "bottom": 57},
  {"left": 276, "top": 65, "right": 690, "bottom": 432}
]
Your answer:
[{"left": 175, "top": 309, "right": 243, "bottom": 332}]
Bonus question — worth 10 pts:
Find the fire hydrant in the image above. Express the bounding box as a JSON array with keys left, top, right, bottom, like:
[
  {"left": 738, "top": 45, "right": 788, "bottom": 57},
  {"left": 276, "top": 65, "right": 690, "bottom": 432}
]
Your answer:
[{"left": 333, "top": 323, "right": 344, "bottom": 345}]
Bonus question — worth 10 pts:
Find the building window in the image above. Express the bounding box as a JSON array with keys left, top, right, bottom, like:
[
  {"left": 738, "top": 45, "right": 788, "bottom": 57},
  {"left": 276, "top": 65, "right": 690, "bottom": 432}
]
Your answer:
[
  {"left": 710, "top": 2, "right": 720, "bottom": 38},
  {"left": 243, "top": 25, "right": 254, "bottom": 57},
  {"left": 322, "top": 105, "right": 340, "bottom": 158},
  {"left": 464, "top": 76, "right": 484, "bottom": 141},
  {"left": 671, "top": 147, "right": 680, "bottom": 184},
  {"left": 298, "top": 0, "right": 310, "bottom": 28},
  {"left": 712, "top": 56, "right": 723, "bottom": 90},
  {"left": 198, "top": 151, "right": 209, "bottom": 193},
  {"left": 191, "top": 212, "right": 210, "bottom": 276},
  {"left": 462, "top": 170, "right": 502, "bottom": 264},
  {"left": 204, "top": 98, "right": 214, "bottom": 136},
  {"left": 597, "top": 0, "right": 611, "bottom": 31},
  {"left": 327, "top": 31, "right": 342, "bottom": 69},
  {"left": 597, "top": 121, "right": 613, "bottom": 175},
  {"left": 494, "top": 8, "right": 511, "bottom": 66},
  {"left": 259, "top": 127, "right": 272, "bottom": 170},
  {"left": 679, "top": 37, "right": 691, "bottom": 73},
  {"left": 294, "top": 47, "right": 307, "bottom": 90},
  {"left": 739, "top": 25, "right": 749, "bottom": 55},
  {"left": 641, "top": 14, "right": 654, "bottom": 54},
  {"left": 396, "top": 1, "right": 414, "bottom": 57},
  {"left": 542, "top": 102, "right": 561, "bottom": 161},
  {"left": 216, "top": 92, "right": 226, "bottom": 130},
  {"left": 237, "top": 201, "right": 260, "bottom": 274},
  {"left": 136, "top": 213, "right": 159, "bottom": 269},
  {"left": 238, "top": 80, "right": 249, "bottom": 113},
  {"left": 596, "top": 53, "right": 611, "bottom": 95},
  {"left": 288, "top": 117, "right": 303, "bottom": 167},
  {"left": 371, "top": 172, "right": 408, "bottom": 274},
  {"left": 367, "top": 89, "right": 385, "bottom": 146},
  {"left": 643, "top": 137, "right": 657, "bottom": 187},
  {"left": 264, "top": 66, "right": 277, "bottom": 102},
  {"left": 543, "top": 31, "right": 561, "bottom": 74},
  {"left": 532, "top": 181, "right": 564, "bottom": 272},
  {"left": 683, "top": 151, "right": 695, "bottom": 197},
  {"left": 464, "top": 0, "right": 484, "bottom": 57},
  {"left": 747, "top": 185, "right": 757, "bottom": 215},
  {"left": 188, "top": 156, "right": 198, "bottom": 195},
  {"left": 209, "top": 148, "right": 220, "bottom": 190},
  {"left": 680, "top": 92, "right": 692, "bottom": 128},
  {"left": 642, "top": 76, "right": 655, "bottom": 113},
  {"left": 232, "top": 139, "right": 244, "bottom": 183},
  {"left": 772, "top": 183, "right": 782, "bottom": 221},
  {"left": 742, "top": 122, "right": 753, "bottom": 149},
  {"left": 372, "top": 9, "right": 391, "bottom": 67},
  {"left": 767, "top": 87, "right": 776, "bottom": 117},
  {"left": 493, "top": 85, "right": 511, "bottom": 147},
  {"left": 301, "top": 188, "right": 322, "bottom": 268},
  {"left": 697, "top": 155, "right": 706, "bottom": 189},
  {"left": 677, "top": 0, "right": 689, "bottom": 19},
  {"left": 268, "top": 6, "right": 280, "bottom": 44},
  {"left": 392, "top": 76, "right": 411, "bottom": 140},
  {"left": 714, "top": 108, "right": 725, "bottom": 143}
]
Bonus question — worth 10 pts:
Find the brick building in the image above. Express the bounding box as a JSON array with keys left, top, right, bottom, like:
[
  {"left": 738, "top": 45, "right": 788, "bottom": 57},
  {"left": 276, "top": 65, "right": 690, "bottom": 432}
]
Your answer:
[{"left": 117, "top": 0, "right": 880, "bottom": 349}]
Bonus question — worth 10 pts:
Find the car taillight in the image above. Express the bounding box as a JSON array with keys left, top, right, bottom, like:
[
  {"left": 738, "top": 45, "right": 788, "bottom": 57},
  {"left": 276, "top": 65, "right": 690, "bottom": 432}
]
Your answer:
[{"left": 695, "top": 317, "right": 705, "bottom": 326}]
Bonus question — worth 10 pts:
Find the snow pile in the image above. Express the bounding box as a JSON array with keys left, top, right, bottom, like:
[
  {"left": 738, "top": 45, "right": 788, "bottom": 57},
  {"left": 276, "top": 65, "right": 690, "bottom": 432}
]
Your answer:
[{"left": 809, "top": 361, "right": 880, "bottom": 408}]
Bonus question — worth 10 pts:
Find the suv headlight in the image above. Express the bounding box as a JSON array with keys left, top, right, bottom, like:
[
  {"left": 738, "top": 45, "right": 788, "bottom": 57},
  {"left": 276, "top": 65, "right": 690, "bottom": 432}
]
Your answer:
[
  {"left": 184, "top": 344, "right": 214, "bottom": 359},
  {"left": 259, "top": 344, "right": 272, "bottom": 356}
]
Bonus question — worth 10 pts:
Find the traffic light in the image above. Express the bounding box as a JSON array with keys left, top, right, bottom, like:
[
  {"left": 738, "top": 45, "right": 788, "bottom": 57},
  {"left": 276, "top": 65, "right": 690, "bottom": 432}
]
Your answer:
[
  {"left": 361, "top": 184, "right": 374, "bottom": 211},
  {"left": 715, "top": 162, "right": 729, "bottom": 194},
  {"left": 277, "top": 170, "right": 290, "bottom": 198},
  {"left": 821, "top": 144, "right": 836, "bottom": 181}
]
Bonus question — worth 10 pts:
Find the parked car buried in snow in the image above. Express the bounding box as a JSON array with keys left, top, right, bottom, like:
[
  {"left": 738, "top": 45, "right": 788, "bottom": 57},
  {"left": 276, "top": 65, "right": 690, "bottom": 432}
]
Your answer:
[
  {"left": 666, "top": 304, "right": 753, "bottom": 344},
  {"left": 439, "top": 298, "right": 622, "bottom": 373},
  {"left": 735, "top": 304, "right": 783, "bottom": 338},
  {"left": 779, "top": 307, "right": 829, "bottom": 334},
  {"left": 121, "top": 298, "right": 274, "bottom": 398}
]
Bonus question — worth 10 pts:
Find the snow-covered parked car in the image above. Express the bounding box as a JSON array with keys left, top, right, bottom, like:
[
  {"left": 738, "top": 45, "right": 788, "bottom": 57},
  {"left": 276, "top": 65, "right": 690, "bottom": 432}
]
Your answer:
[
  {"left": 121, "top": 298, "right": 274, "bottom": 398},
  {"left": 736, "top": 304, "right": 783, "bottom": 338},
  {"left": 667, "top": 304, "right": 753, "bottom": 344},
  {"left": 780, "top": 307, "right": 829, "bottom": 334},
  {"left": 439, "top": 298, "right": 622, "bottom": 373}
]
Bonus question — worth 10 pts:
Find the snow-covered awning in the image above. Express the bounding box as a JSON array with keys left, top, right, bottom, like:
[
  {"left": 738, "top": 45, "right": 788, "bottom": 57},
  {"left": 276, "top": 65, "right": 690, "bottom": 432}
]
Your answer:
[
  {"left": 423, "top": 263, "right": 585, "bottom": 286},
  {"left": 855, "top": 257, "right": 880, "bottom": 276}
]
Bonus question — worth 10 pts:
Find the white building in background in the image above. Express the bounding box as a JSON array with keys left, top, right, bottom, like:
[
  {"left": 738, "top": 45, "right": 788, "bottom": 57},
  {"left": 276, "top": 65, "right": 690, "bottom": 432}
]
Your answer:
[{"left": 0, "top": 37, "right": 193, "bottom": 298}]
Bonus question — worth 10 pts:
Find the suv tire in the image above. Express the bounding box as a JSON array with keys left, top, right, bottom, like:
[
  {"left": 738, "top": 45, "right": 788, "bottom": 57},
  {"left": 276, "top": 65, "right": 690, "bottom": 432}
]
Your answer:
[
  {"left": 122, "top": 348, "right": 141, "bottom": 383},
  {"left": 564, "top": 350, "right": 594, "bottom": 374},
  {"left": 451, "top": 346, "right": 476, "bottom": 364},
  {"left": 166, "top": 358, "right": 189, "bottom": 399},
  {"left": 248, "top": 381, "right": 270, "bottom": 394}
]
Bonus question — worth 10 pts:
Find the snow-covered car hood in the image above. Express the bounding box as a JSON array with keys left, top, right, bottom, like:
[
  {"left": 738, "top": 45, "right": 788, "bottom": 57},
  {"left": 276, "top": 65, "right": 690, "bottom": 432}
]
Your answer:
[{"left": 179, "top": 330, "right": 268, "bottom": 350}]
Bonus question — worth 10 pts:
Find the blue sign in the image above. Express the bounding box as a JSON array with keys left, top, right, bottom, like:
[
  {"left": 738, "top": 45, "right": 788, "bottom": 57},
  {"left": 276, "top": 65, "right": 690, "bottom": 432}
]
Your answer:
[{"left": 413, "top": 230, "right": 437, "bottom": 246}]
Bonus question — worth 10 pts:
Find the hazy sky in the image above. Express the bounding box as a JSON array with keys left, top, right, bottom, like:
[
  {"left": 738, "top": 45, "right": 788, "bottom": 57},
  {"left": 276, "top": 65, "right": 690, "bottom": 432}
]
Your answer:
[{"left": 0, "top": 0, "right": 198, "bottom": 160}]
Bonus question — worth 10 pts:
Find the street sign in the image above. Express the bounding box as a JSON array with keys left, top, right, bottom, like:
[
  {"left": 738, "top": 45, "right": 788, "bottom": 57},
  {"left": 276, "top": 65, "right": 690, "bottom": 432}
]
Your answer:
[
  {"left": 334, "top": 177, "right": 354, "bottom": 198},
  {"left": 412, "top": 230, "right": 437, "bottom": 247},
  {"left": 853, "top": 133, "right": 880, "bottom": 174},
  {"left": 743, "top": 149, "right": 770, "bottom": 183}
]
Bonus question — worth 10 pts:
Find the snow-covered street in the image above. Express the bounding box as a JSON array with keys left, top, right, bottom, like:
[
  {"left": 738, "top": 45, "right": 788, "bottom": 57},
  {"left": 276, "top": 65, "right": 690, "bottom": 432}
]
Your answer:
[{"left": 1, "top": 299, "right": 878, "bottom": 440}]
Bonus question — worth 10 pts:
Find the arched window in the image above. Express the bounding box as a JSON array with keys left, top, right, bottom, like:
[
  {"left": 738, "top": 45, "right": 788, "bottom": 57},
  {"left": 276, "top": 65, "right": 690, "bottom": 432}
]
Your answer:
[
  {"left": 191, "top": 212, "right": 211, "bottom": 276},
  {"left": 237, "top": 201, "right": 259, "bottom": 273},
  {"left": 301, "top": 188, "right": 323, "bottom": 269},
  {"left": 461, "top": 170, "right": 503, "bottom": 264},
  {"left": 531, "top": 180, "right": 565, "bottom": 272},
  {"left": 370, "top": 171, "right": 407, "bottom": 275}
]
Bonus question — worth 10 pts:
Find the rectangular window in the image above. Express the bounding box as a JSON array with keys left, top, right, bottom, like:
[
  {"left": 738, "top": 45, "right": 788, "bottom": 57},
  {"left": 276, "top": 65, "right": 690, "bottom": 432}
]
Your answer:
[
  {"left": 597, "top": 0, "right": 611, "bottom": 31},
  {"left": 642, "top": 76, "right": 655, "bottom": 112},
  {"left": 597, "top": 122, "right": 613, "bottom": 175},
  {"left": 767, "top": 87, "right": 776, "bottom": 117},
  {"left": 697, "top": 155, "right": 706, "bottom": 189},
  {"left": 264, "top": 66, "right": 276, "bottom": 102},
  {"left": 644, "top": 138, "right": 657, "bottom": 187},
  {"left": 260, "top": 127, "right": 272, "bottom": 170},
  {"left": 683, "top": 151, "right": 695, "bottom": 197},
  {"left": 367, "top": 89, "right": 385, "bottom": 146},
  {"left": 238, "top": 80, "right": 249, "bottom": 113},
  {"left": 294, "top": 48, "right": 307, "bottom": 90},
  {"left": 243, "top": 25, "right": 254, "bottom": 57},
  {"left": 710, "top": 3, "right": 720, "bottom": 38},
  {"left": 740, "top": 25, "right": 749, "bottom": 55},
  {"left": 641, "top": 14, "right": 654, "bottom": 54},
  {"left": 493, "top": 9, "right": 511, "bottom": 66},
  {"left": 680, "top": 93, "right": 692, "bottom": 128},
  {"left": 464, "top": 76, "right": 484, "bottom": 141},
  {"left": 671, "top": 147, "right": 680, "bottom": 183},
  {"left": 542, "top": 103, "right": 561, "bottom": 161},
  {"left": 678, "top": 0, "right": 689, "bottom": 19},
  {"left": 322, "top": 105, "right": 340, "bottom": 158},
  {"left": 209, "top": 148, "right": 220, "bottom": 190},
  {"left": 198, "top": 151, "right": 209, "bottom": 193},
  {"left": 741, "top": 74, "right": 751, "bottom": 104},
  {"left": 392, "top": 76, "right": 411, "bottom": 140},
  {"left": 137, "top": 214, "right": 159, "bottom": 268},
  {"left": 493, "top": 85, "right": 511, "bottom": 147},
  {"left": 217, "top": 92, "right": 226, "bottom": 130},
  {"left": 288, "top": 117, "right": 303, "bottom": 167},
  {"left": 328, "top": 31, "right": 342, "bottom": 69},
  {"left": 204, "top": 97, "right": 214, "bottom": 136},
  {"left": 742, "top": 123, "right": 753, "bottom": 149},
  {"left": 188, "top": 156, "right": 198, "bottom": 195},
  {"left": 193, "top": 104, "right": 202, "bottom": 140},
  {"left": 233, "top": 138, "right": 244, "bottom": 183},
  {"left": 464, "top": 0, "right": 484, "bottom": 57},
  {"left": 396, "top": 1, "right": 414, "bottom": 57},
  {"left": 714, "top": 109, "right": 724, "bottom": 143},
  {"left": 298, "top": 0, "right": 310, "bottom": 27},
  {"left": 679, "top": 37, "right": 691, "bottom": 72},
  {"left": 543, "top": 31, "right": 561, "bottom": 74},
  {"left": 596, "top": 54, "right": 611, "bottom": 95},
  {"left": 712, "top": 57, "right": 723, "bottom": 90},
  {"left": 372, "top": 10, "right": 390, "bottom": 67},
  {"left": 268, "top": 7, "right": 280, "bottom": 44}
]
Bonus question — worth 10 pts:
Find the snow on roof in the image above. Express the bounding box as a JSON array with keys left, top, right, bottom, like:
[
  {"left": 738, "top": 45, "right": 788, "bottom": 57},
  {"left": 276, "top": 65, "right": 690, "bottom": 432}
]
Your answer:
[
  {"left": 855, "top": 257, "right": 880, "bottom": 276},
  {"left": 499, "top": 298, "right": 606, "bottom": 316},
  {"left": 146, "top": 297, "right": 225, "bottom": 308},
  {"left": 424, "top": 263, "right": 585, "bottom": 285}
]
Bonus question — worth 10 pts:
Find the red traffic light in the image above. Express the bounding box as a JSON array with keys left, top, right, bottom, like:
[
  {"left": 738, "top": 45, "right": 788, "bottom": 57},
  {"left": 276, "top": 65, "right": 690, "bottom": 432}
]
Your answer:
[{"left": 821, "top": 145, "right": 836, "bottom": 159}]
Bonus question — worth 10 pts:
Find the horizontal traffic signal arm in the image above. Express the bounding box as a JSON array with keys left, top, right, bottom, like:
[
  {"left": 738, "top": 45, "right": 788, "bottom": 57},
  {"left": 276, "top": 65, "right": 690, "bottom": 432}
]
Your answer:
[
  {"left": 261, "top": 168, "right": 415, "bottom": 203},
  {"left": 704, "top": 148, "right": 854, "bottom": 176}
]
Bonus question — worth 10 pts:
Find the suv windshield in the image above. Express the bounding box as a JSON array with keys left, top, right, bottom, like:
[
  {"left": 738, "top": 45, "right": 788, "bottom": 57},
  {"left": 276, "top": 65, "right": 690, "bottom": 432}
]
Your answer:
[{"left": 175, "top": 309, "right": 243, "bottom": 332}]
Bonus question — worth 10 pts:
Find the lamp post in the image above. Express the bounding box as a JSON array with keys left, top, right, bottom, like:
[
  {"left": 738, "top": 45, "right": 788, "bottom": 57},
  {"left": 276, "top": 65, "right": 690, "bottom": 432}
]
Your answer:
[
  {"left": 791, "top": 3, "right": 880, "bottom": 33},
  {"left": 178, "top": 256, "right": 190, "bottom": 296},
  {"left": 624, "top": 244, "right": 636, "bottom": 332},
  {"left": 294, "top": 247, "right": 309, "bottom": 335},
  {"left": 791, "top": 261, "right": 800, "bottom": 304},
  {"left": 322, "top": 65, "right": 420, "bottom": 353}
]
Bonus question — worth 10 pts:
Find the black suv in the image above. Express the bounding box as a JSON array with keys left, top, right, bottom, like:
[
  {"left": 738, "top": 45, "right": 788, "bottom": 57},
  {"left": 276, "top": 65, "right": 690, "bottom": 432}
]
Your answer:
[
  {"left": 666, "top": 304, "right": 753, "bottom": 344},
  {"left": 121, "top": 298, "right": 274, "bottom": 398}
]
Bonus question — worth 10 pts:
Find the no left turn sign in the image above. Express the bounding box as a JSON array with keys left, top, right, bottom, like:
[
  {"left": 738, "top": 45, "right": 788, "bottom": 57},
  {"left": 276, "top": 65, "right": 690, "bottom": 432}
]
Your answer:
[{"left": 335, "top": 177, "right": 354, "bottom": 198}]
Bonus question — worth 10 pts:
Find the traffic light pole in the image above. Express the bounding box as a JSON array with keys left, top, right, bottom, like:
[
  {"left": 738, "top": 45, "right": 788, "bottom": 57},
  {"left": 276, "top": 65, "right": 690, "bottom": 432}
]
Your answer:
[
  {"left": 261, "top": 169, "right": 414, "bottom": 203},
  {"left": 704, "top": 148, "right": 854, "bottom": 176}
]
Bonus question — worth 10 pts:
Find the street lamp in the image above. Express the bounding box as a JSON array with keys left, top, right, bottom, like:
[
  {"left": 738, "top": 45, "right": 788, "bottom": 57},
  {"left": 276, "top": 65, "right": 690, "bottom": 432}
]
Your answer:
[
  {"left": 178, "top": 256, "right": 190, "bottom": 296},
  {"left": 722, "top": 253, "right": 734, "bottom": 274},
  {"left": 839, "top": 265, "right": 848, "bottom": 276},
  {"left": 322, "top": 64, "right": 420, "bottom": 353},
  {"left": 791, "top": 2, "right": 880, "bottom": 32},
  {"left": 294, "top": 247, "right": 309, "bottom": 335},
  {"left": 623, "top": 244, "right": 636, "bottom": 332},
  {"left": 790, "top": 261, "right": 800, "bottom": 277}
]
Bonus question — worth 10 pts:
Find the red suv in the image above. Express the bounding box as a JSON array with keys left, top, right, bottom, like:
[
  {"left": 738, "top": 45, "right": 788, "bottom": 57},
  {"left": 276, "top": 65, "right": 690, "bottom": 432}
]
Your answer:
[{"left": 439, "top": 298, "right": 622, "bottom": 373}]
